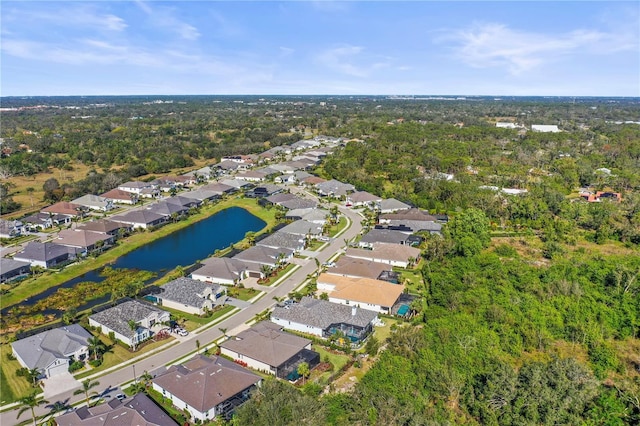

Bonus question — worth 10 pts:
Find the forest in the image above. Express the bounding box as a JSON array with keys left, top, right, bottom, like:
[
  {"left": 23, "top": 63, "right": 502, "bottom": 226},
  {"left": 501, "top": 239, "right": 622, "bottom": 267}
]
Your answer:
[{"left": 1, "top": 95, "right": 639, "bottom": 424}]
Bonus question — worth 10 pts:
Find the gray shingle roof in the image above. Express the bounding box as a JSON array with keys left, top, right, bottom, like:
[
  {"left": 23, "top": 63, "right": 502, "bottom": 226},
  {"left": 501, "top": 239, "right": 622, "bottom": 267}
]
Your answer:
[
  {"left": 387, "top": 219, "right": 442, "bottom": 233},
  {"left": 147, "top": 201, "right": 188, "bottom": 217},
  {"left": 232, "top": 245, "right": 293, "bottom": 267},
  {"left": 156, "top": 278, "right": 222, "bottom": 309},
  {"left": 56, "top": 393, "right": 177, "bottom": 426},
  {"left": 360, "top": 229, "right": 409, "bottom": 245},
  {"left": 220, "top": 321, "right": 311, "bottom": 368},
  {"left": 89, "top": 301, "right": 168, "bottom": 339},
  {"left": 257, "top": 231, "right": 304, "bottom": 251},
  {"left": 14, "top": 241, "right": 75, "bottom": 263},
  {"left": 279, "top": 220, "right": 323, "bottom": 236},
  {"left": 111, "top": 210, "right": 165, "bottom": 226},
  {"left": 272, "top": 297, "right": 378, "bottom": 331},
  {"left": 152, "top": 355, "right": 260, "bottom": 413},
  {"left": 379, "top": 198, "right": 411, "bottom": 212},
  {"left": 279, "top": 198, "right": 318, "bottom": 210},
  {"left": 192, "top": 258, "right": 249, "bottom": 282},
  {"left": 11, "top": 324, "right": 91, "bottom": 372},
  {"left": 1, "top": 258, "right": 31, "bottom": 276}
]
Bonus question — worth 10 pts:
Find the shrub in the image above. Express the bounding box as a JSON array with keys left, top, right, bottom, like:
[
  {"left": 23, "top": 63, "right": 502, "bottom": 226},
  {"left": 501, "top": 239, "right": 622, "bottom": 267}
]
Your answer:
[
  {"left": 89, "top": 358, "right": 103, "bottom": 368},
  {"left": 68, "top": 360, "right": 84, "bottom": 373}
]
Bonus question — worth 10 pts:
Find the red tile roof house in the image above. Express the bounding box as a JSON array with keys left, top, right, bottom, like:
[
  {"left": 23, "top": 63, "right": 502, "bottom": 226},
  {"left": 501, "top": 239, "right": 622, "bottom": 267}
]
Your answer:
[
  {"left": 41, "top": 201, "right": 86, "bottom": 218},
  {"left": 219, "top": 321, "right": 320, "bottom": 381},
  {"left": 101, "top": 188, "right": 139, "bottom": 204},
  {"left": 152, "top": 355, "right": 261, "bottom": 422}
]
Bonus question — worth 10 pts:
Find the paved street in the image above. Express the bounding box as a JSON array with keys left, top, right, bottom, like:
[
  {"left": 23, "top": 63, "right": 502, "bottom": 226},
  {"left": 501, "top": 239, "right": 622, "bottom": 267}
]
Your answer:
[{"left": 0, "top": 201, "right": 363, "bottom": 425}]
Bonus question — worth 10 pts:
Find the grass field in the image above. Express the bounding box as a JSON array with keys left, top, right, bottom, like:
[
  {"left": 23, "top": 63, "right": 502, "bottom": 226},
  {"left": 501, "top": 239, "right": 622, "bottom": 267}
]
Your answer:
[{"left": 0, "top": 344, "right": 35, "bottom": 404}]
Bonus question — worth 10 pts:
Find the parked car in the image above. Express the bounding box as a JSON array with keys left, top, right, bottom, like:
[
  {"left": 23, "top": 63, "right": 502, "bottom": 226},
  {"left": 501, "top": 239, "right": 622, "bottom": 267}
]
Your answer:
[
  {"left": 115, "top": 394, "right": 126, "bottom": 401},
  {"left": 178, "top": 329, "right": 189, "bottom": 337}
]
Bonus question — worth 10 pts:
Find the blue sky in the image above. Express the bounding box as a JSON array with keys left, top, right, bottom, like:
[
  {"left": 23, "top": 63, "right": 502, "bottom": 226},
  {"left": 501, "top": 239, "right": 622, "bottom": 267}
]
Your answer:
[{"left": 2, "top": 1, "right": 639, "bottom": 96}]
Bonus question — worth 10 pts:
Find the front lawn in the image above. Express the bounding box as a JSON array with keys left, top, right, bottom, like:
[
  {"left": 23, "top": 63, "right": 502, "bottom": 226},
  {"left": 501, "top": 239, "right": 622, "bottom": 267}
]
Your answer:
[
  {"left": 75, "top": 334, "right": 176, "bottom": 380},
  {"left": 227, "top": 286, "right": 259, "bottom": 301},
  {"left": 159, "top": 304, "right": 236, "bottom": 330}
]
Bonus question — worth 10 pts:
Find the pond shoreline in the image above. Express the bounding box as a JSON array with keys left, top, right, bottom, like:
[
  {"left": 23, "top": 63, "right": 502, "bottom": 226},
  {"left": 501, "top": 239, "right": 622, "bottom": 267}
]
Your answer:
[{"left": 1, "top": 197, "right": 275, "bottom": 310}]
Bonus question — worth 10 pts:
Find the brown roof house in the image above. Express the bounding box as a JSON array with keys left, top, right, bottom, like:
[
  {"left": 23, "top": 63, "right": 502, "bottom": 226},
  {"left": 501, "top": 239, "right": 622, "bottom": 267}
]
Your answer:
[
  {"left": 56, "top": 229, "right": 114, "bottom": 253},
  {"left": 220, "top": 321, "right": 320, "bottom": 380},
  {"left": 316, "top": 273, "right": 405, "bottom": 314},
  {"left": 41, "top": 201, "right": 86, "bottom": 218},
  {"left": 152, "top": 355, "right": 261, "bottom": 422},
  {"left": 56, "top": 393, "right": 177, "bottom": 426}
]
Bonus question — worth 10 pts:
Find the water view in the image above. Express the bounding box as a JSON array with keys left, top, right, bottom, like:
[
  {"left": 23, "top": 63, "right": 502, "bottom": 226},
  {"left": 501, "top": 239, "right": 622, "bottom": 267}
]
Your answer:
[{"left": 10, "top": 207, "right": 265, "bottom": 313}]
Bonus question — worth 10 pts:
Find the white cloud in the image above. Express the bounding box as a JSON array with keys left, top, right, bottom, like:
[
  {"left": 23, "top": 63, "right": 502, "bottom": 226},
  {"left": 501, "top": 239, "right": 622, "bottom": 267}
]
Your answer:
[
  {"left": 315, "top": 46, "right": 395, "bottom": 78},
  {"left": 441, "top": 22, "right": 639, "bottom": 75},
  {"left": 135, "top": 2, "right": 200, "bottom": 41},
  {"left": 279, "top": 46, "right": 295, "bottom": 57},
  {"left": 3, "top": 5, "right": 127, "bottom": 33}
]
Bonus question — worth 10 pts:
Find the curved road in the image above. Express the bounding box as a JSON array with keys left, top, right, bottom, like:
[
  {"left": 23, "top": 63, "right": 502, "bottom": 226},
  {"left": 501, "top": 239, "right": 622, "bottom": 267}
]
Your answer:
[{"left": 2, "top": 201, "right": 363, "bottom": 425}]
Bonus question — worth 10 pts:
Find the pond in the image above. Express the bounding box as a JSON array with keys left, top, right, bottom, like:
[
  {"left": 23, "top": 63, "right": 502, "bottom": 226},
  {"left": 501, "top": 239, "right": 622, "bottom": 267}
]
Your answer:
[{"left": 8, "top": 207, "right": 265, "bottom": 314}]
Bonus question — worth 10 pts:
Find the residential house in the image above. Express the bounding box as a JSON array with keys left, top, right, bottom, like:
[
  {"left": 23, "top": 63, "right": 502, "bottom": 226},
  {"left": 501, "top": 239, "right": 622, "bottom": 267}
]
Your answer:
[
  {"left": 201, "top": 182, "right": 236, "bottom": 195},
  {"left": 346, "top": 191, "right": 382, "bottom": 207},
  {"left": 11, "top": 324, "right": 91, "bottom": 378},
  {"left": 88, "top": 300, "right": 170, "bottom": 348},
  {"left": 300, "top": 176, "right": 326, "bottom": 187},
  {"left": 101, "top": 188, "right": 138, "bottom": 205},
  {"left": 220, "top": 321, "right": 320, "bottom": 380},
  {"left": 191, "top": 258, "right": 253, "bottom": 285},
  {"left": 278, "top": 220, "right": 324, "bottom": 238},
  {"left": 118, "top": 181, "right": 152, "bottom": 194},
  {"left": 274, "top": 174, "right": 296, "bottom": 185},
  {"left": 220, "top": 179, "right": 251, "bottom": 191},
  {"left": 56, "top": 393, "right": 178, "bottom": 426},
  {"left": 111, "top": 210, "right": 167, "bottom": 229},
  {"left": 185, "top": 165, "right": 216, "bottom": 181},
  {"left": 325, "top": 257, "right": 392, "bottom": 281},
  {"left": 13, "top": 241, "right": 78, "bottom": 269},
  {"left": 378, "top": 198, "right": 411, "bottom": 214},
  {"left": 345, "top": 242, "right": 421, "bottom": 268},
  {"left": 21, "top": 212, "right": 68, "bottom": 230},
  {"left": 163, "top": 195, "right": 201, "bottom": 209},
  {"left": 285, "top": 208, "right": 329, "bottom": 224},
  {"left": 264, "top": 192, "right": 297, "bottom": 206},
  {"left": 245, "top": 184, "right": 281, "bottom": 198},
  {"left": 279, "top": 197, "right": 318, "bottom": 210},
  {"left": 215, "top": 160, "right": 243, "bottom": 173},
  {"left": 179, "top": 189, "right": 220, "bottom": 203},
  {"left": 71, "top": 194, "right": 114, "bottom": 211},
  {"left": 379, "top": 208, "right": 442, "bottom": 234},
  {"left": 41, "top": 201, "right": 85, "bottom": 219},
  {"left": 147, "top": 201, "right": 189, "bottom": 218},
  {"left": 0, "top": 219, "right": 24, "bottom": 239},
  {"left": 256, "top": 231, "right": 305, "bottom": 252},
  {"left": 580, "top": 191, "right": 622, "bottom": 203},
  {"left": 271, "top": 297, "right": 378, "bottom": 343},
  {"left": 152, "top": 355, "right": 261, "bottom": 422},
  {"left": 0, "top": 258, "right": 31, "bottom": 283},
  {"left": 77, "top": 219, "right": 131, "bottom": 236},
  {"left": 358, "top": 229, "right": 412, "bottom": 248},
  {"left": 151, "top": 277, "right": 226, "bottom": 315},
  {"left": 315, "top": 179, "right": 355, "bottom": 198},
  {"left": 316, "top": 273, "right": 405, "bottom": 314},
  {"left": 236, "top": 170, "right": 269, "bottom": 182},
  {"left": 232, "top": 245, "right": 293, "bottom": 269},
  {"left": 56, "top": 229, "right": 114, "bottom": 253}
]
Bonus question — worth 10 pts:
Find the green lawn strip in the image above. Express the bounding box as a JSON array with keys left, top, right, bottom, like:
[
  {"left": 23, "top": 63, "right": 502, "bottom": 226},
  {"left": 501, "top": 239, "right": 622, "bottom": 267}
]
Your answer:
[
  {"left": 155, "top": 304, "right": 236, "bottom": 332},
  {"left": 227, "top": 286, "right": 260, "bottom": 301},
  {"left": 74, "top": 335, "right": 177, "bottom": 380},
  {"left": 2, "top": 197, "right": 276, "bottom": 309},
  {"left": 264, "top": 264, "right": 298, "bottom": 287},
  {"left": 0, "top": 344, "right": 34, "bottom": 404},
  {"left": 327, "top": 216, "right": 348, "bottom": 238}
]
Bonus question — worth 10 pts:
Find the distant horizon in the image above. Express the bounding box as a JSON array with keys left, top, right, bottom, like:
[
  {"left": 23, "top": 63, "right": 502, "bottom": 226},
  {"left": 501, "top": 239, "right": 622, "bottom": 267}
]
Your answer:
[
  {"left": 2, "top": 94, "right": 639, "bottom": 100},
  {"left": 2, "top": 2, "right": 638, "bottom": 97}
]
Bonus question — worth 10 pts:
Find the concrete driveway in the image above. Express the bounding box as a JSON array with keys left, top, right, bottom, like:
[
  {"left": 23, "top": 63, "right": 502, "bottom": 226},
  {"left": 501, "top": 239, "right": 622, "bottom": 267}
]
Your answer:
[{"left": 42, "top": 373, "right": 80, "bottom": 398}]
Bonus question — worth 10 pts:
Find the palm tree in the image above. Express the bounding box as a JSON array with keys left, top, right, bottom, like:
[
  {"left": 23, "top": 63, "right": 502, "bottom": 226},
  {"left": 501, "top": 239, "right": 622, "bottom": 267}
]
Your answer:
[
  {"left": 17, "top": 391, "right": 48, "bottom": 426},
  {"left": 87, "top": 336, "right": 106, "bottom": 361},
  {"left": 297, "top": 362, "right": 310, "bottom": 386},
  {"left": 218, "top": 327, "right": 228, "bottom": 339},
  {"left": 25, "top": 368, "right": 41, "bottom": 388},
  {"left": 74, "top": 378, "right": 100, "bottom": 406},
  {"left": 196, "top": 339, "right": 201, "bottom": 354}
]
